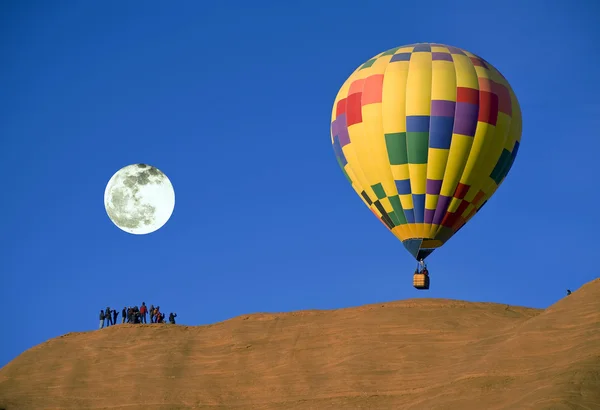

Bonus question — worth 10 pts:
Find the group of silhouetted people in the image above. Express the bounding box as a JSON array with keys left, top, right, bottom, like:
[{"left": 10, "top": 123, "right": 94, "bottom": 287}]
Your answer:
[{"left": 99, "top": 302, "right": 177, "bottom": 329}]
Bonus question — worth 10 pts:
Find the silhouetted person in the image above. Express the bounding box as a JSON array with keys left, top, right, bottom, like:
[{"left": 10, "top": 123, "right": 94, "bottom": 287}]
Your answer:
[
  {"left": 169, "top": 312, "right": 177, "bottom": 324},
  {"left": 149, "top": 304, "right": 155, "bottom": 323},
  {"left": 122, "top": 307, "right": 126, "bottom": 323},
  {"left": 566, "top": 289, "right": 572, "bottom": 296},
  {"left": 154, "top": 306, "right": 161, "bottom": 323},
  {"left": 99, "top": 310, "right": 105, "bottom": 329},
  {"left": 113, "top": 308, "right": 118, "bottom": 324},
  {"left": 105, "top": 307, "right": 113, "bottom": 326},
  {"left": 140, "top": 302, "right": 147, "bottom": 323}
]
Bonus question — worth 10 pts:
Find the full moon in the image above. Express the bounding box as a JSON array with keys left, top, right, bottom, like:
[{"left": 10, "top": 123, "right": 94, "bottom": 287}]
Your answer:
[{"left": 104, "top": 163, "right": 175, "bottom": 235}]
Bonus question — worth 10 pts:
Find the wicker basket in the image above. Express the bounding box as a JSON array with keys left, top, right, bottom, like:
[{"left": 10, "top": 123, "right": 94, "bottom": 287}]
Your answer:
[{"left": 413, "top": 273, "right": 430, "bottom": 290}]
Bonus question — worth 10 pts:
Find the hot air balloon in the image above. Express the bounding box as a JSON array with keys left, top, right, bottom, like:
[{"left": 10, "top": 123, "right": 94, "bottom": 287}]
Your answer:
[{"left": 330, "top": 43, "right": 522, "bottom": 290}]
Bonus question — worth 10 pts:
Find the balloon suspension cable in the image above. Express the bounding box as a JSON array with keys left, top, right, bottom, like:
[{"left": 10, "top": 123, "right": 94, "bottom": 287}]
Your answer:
[{"left": 416, "top": 259, "right": 429, "bottom": 275}]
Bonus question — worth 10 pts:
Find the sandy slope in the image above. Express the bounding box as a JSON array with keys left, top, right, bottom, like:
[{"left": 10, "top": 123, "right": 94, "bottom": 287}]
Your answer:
[{"left": 1, "top": 278, "right": 599, "bottom": 410}]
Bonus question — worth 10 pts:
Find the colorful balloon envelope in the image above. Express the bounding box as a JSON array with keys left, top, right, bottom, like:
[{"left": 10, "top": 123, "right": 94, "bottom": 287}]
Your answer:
[{"left": 330, "top": 43, "right": 522, "bottom": 262}]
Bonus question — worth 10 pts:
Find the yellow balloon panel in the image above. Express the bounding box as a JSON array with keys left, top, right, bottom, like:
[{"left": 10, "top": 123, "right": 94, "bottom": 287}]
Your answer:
[{"left": 330, "top": 43, "right": 522, "bottom": 260}]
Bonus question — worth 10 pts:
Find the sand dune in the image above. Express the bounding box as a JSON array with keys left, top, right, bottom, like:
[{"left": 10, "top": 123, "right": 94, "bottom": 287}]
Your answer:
[{"left": 1, "top": 278, "right": 599, "bottom": 410}]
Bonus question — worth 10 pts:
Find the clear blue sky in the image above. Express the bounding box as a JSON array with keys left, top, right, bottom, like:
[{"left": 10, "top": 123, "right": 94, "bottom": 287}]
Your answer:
[{"left": 1, "top": 0, "right": 598, "bottom": 367}]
